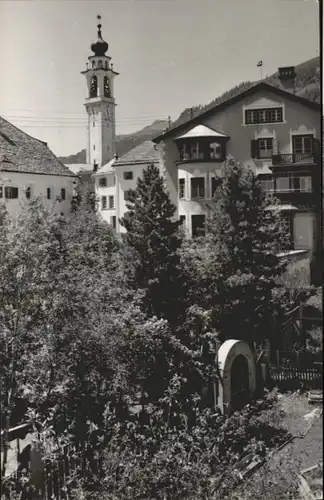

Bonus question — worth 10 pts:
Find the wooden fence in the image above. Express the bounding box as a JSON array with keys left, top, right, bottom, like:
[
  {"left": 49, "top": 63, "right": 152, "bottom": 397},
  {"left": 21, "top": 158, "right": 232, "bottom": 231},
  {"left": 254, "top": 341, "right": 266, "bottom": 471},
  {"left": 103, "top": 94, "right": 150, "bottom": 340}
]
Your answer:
[{"left": 268, "top": 365, "right": 322, "bottom": 390}]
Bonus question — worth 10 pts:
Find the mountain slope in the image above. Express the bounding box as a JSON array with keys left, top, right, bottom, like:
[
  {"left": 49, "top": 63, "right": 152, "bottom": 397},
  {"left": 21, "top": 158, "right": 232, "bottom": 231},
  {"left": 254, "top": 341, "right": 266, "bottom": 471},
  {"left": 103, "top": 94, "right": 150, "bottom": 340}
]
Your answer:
[
  {"left": 173, "top": 56, "right": 320, "bottom": 127},
  {"left": 59, "top": 119, "right": 168, "bottom": 164},
  {"left": 60, "top": 56, "right": 319, "bottom": 164}
]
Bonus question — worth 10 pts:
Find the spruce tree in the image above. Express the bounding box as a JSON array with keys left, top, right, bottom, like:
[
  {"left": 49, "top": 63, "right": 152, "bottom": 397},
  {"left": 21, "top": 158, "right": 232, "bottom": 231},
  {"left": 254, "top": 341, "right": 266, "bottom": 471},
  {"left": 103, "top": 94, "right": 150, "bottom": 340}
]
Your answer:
[
  {"left": 120, "top": 163, "right": 185, "bottom": 324},
  {"left": 183, "top": 158, "right": 290, "bottom": 346}
]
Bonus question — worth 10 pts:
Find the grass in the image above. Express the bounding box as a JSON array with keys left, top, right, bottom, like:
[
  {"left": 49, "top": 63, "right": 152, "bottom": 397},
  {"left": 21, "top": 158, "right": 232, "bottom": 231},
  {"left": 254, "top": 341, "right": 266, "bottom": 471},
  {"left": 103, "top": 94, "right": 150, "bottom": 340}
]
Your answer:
[{"left": 232, "top": 391, "right": 323, "bottom": 500}]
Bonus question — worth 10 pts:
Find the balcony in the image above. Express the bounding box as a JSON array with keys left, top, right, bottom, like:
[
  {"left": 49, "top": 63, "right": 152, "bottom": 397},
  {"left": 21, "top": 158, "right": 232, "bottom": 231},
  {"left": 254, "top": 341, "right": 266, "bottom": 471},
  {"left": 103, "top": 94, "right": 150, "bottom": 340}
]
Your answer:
[
  {"left": 272, "top": 153, "right": 316, "bottom": 166},
  {"left": 177, "top": 151, "right": 225, "bottom": 163}
]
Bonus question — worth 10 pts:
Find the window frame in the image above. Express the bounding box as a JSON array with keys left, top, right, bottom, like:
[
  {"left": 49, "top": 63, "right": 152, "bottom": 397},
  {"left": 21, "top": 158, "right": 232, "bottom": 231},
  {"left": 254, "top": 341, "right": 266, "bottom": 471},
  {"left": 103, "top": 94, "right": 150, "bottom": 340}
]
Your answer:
[
  {"left": 179, "top": 178, "right": 185, "bottom": 199},
  {"left": 101, "top": 195, "right": 107, "bottom": 210},
  {"left": 292, "top": 134, "right": 313, "bottom": 155},
  {"left": 123, "top": 171, "right": 133, "bottom": 180},
  {"left": 191, "top": 214, "right": 206, "bottom": 238},
  {"left": 47, "top": 187, "right": 51, "bottom": 200},
  {"left": 245, "top": 107, "right": 283, "bottom": 125},
  {"left": 99, "top": 177, "right": 107, "bottom": 187},
  {"left": 5, "top": 186, "right": 19, "bottom": 199},
  {"left": 191, "top": 177, "right": 205, "bottom": 199},
  {"left": 108, "top": 195, "right": 114, "bottom": 209}
]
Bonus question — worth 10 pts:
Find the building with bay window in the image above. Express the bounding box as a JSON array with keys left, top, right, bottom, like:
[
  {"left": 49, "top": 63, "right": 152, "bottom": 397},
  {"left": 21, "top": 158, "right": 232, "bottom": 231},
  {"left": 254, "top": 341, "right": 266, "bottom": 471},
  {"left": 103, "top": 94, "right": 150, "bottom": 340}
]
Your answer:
[{"left": 152, "top": 72, "right": 321, "bottom": 279}]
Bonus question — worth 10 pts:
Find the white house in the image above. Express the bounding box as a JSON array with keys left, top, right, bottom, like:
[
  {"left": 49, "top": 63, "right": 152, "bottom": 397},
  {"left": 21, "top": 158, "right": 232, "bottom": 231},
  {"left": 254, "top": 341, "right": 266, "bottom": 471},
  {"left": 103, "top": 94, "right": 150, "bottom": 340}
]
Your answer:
[{"left": 0, "top": 116, "right": 76, "bottom": 218}]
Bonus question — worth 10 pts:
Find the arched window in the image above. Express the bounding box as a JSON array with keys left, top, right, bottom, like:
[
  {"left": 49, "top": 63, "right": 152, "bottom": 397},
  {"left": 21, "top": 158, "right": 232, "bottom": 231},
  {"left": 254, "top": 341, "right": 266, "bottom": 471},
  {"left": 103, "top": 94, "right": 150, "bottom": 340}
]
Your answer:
[
  {"left": 98, "top": 60, "right": 102, "bottom": 69},
  {"left": 92, "top": 60, "right": 95, "bottom": 69},
  {"left": 210, "top": 142, "right": 222, "bottom": 159},
  {"left": 90, "top": 76, "right": 98, "bottom": 98},
  {"left": 104, "top": 76, "right": 110, "bottom": 98}
]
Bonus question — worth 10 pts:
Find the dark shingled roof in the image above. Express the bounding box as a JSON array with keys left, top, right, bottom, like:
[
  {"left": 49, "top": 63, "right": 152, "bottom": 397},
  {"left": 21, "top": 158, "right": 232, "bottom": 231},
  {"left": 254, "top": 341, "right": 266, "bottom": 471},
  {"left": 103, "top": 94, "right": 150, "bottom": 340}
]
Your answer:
[
  {"left": 0, "top": 116, "right": 75, "bottom": 177},
  {"left": 114, "top": 141, "right": 160, "bottom": 166}
]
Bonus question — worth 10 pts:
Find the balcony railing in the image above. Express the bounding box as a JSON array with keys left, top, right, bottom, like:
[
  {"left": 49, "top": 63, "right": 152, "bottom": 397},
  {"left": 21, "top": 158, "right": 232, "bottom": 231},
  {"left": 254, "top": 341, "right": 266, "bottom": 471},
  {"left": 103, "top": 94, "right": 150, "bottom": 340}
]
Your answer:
[
  {"left": 272, "top": 153, "right": 316, "bottom": 166},
  {"left": 178, "top": 152, "right": 224, "bottom": 163}
]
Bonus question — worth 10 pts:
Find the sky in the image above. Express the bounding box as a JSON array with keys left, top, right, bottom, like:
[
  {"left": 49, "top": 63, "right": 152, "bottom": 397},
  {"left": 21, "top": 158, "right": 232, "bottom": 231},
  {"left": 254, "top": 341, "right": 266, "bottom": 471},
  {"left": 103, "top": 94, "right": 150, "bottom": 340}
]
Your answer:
[{"left": 0, "top": 0, "right": 320, "bottom": 157}]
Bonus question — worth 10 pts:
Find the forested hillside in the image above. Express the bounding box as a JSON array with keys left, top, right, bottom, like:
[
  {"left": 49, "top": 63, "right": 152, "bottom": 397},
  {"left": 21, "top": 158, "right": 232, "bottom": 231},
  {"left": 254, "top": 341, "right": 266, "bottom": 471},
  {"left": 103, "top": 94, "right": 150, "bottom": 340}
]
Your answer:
[{"left": 60, "top": 56, "right": 320, "bottom": 164}]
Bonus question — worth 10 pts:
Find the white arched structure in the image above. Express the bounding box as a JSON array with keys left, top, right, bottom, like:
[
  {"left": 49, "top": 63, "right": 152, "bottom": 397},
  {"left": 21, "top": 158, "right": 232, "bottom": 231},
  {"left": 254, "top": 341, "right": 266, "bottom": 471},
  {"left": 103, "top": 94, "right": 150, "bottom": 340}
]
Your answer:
[{"left": 216, "top": 339, "right": 256, "bottom": 415}]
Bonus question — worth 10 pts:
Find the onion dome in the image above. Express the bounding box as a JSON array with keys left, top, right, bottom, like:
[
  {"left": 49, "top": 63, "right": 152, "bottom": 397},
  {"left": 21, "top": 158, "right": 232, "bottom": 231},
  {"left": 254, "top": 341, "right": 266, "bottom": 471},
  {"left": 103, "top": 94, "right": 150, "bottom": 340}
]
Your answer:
[{"left": 91, "top": 15, "right": 108, "bottom": 56}]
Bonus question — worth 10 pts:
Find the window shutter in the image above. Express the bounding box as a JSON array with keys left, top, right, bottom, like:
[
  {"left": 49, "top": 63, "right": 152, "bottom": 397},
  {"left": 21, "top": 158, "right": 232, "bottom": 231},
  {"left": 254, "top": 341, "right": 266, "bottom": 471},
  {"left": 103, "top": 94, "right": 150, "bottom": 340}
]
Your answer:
[{"left": 251, "top": 140, "right": 258, "bottom": 159}]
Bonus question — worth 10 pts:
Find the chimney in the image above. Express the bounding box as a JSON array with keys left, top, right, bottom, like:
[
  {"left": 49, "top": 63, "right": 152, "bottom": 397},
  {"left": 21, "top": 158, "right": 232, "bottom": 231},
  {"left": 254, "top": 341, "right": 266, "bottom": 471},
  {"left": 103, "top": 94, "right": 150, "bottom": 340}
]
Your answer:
[
  {"left": 278, "top": 66, "right": 296, "bottom": 93},
  {"left": 190, "top": 107, "right": 194, "bottom": 119},
  {"left": 114, "top": 153, "right": 118, "bottom": 160}
]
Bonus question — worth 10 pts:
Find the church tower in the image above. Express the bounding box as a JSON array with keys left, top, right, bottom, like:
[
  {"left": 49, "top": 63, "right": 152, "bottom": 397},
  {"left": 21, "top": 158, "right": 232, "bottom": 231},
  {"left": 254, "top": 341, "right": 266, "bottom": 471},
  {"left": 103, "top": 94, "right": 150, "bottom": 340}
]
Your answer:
[{"left": 81, "top": 16, "right": 118, "bottom": 168}]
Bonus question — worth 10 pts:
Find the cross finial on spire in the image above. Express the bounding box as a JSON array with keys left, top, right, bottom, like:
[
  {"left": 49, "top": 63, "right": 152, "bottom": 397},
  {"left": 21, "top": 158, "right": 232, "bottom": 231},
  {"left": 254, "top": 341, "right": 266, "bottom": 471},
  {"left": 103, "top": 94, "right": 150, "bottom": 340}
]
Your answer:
[{"left": 97, "top": 15, "right": 102, "bottom": 37}]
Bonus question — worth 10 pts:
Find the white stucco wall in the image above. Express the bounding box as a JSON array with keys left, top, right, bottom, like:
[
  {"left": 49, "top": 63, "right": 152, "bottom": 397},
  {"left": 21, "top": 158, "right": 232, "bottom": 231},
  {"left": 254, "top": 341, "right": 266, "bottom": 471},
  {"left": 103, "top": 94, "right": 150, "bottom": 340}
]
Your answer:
[
  {"left": 94, "top": 171, "right": 117, "bottom": 226},
  {"left": 0, "top": 171, "right": 74, "bottom": 219}
]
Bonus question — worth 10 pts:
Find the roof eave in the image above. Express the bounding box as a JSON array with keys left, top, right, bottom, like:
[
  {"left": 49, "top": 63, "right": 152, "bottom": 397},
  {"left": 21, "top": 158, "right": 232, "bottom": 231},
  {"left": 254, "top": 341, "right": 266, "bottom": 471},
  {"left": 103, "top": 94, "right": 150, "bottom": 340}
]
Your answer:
[{"left": 153, "top": 82, "right": 321, "bottom": 143}]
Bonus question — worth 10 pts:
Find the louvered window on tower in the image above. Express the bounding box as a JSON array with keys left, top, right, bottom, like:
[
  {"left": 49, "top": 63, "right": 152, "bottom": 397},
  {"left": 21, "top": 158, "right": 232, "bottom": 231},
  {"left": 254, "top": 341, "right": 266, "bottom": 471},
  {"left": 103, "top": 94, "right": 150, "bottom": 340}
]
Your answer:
[{"left": 90, "top": 76, "right": 98, "bottom": 98}]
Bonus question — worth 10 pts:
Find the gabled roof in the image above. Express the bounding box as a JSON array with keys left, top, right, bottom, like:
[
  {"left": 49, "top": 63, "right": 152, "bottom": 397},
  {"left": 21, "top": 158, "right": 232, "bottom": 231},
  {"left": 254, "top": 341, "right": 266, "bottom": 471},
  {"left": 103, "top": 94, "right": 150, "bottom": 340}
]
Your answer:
[
  {"left": 0, "top": 116, "right": 75, "bottom": 177},
  {"left": 65, "top": 163, "right": 94, "bottom": 175},
  {"left": 153, "top": 82, "right": 321, "bottom": 143},
  {"left": 114, "top": 140, "right": 160, "bottom": 166},
  {"left": 175, "top": 124, "right": 228, "bottom": 140},
  {"left": 95, "top": 157, "right": 116, "bottom": 175}
]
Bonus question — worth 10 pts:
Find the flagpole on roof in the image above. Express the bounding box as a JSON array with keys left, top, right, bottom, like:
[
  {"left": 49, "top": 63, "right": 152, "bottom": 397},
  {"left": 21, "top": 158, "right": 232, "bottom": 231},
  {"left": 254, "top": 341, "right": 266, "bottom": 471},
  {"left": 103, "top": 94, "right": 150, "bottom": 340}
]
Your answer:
[{"left": 257, "top": 60, "right": 263, "bottom": 81}]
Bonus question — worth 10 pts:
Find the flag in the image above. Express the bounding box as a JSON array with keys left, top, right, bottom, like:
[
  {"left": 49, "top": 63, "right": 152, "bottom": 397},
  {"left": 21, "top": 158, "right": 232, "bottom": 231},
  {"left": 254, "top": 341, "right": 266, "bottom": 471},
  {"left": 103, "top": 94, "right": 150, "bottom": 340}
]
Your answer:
[{"left": 257, "top": 61, "right": 263, "bottom": 67}]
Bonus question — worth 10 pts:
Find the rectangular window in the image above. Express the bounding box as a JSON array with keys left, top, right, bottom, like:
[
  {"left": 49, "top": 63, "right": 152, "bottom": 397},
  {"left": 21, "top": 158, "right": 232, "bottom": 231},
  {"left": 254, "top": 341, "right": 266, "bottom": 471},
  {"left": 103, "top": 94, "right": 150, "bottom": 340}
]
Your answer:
[
  {"left": 245, "top": 107, "right": 283, "bottom": 125},
  {"left": 25, "top": 186, "right": 31, "bottom": 199},
  {"left": 99, "top": 177, "right": 107, "bottom": 187},
  {"left": 61, "top": 188, "right": 66, "bottom": 200},
  {"left": 179, "top": 215, "right": 186, "bottom": 226},
  {"left": 111, "top": 216, "right": 116, "bottom": 229},
  {"left": 47, "top": 188, "right": 51, "bottom": 199},
  {"left": 180, "top": 144, "right": 189, "bottom": 161},
  {"left": 191, "top": 142, "right": 199, "bottom": 160},
  {"left": 275, "top": 177, "right": 290, "bottom": 192},
  {"left": 101, "top": 196, "right": 107, "bottom": 210},
  {"left": 0, "top": 186, "right": 3, "bottom": 198},
  {"left": 124, "top": 190, "right": 132, "bottom": 201},
  {"left": 191, "top": 177, "right": 205, "bottom": 199},
  {"left": 108, "top": 195, "right": 114, "bottom": 209},
  {"left": 123, "top": 171, "right": 133, "bottom": 180},
  {"left": 292, "top": 135, "right": 313, "bottom": 154},
  {"left": 299, "top": 176, "right": 312, "bottom": 192},
  {"left": 192, "top": 214, "right": 206, "bottom": 238},
  {"left": 179, "top": 178, "right": 185, "bottom": 199},
  {"left": 5, "top": 187, "right": 19, "bottom": 199},
  {"left": 211, "top": 176, "right": 222, "bottom": 198},
  {"left": 257, "top": 138, "right": 273, "bottom": 159}
]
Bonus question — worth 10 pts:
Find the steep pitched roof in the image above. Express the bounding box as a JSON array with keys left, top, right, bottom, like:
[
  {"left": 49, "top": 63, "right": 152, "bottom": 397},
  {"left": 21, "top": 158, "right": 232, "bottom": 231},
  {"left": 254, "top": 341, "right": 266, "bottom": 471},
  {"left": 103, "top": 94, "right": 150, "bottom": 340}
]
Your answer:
[
  {"left": 95, "top": 157, "right": 116, "bottom": 175},
  {"left": 114, "top": 141, "right": 160, "bottom": 166},
  {"left": 0, "top": 116, "right": 75, "bottom": 177},
  {"left": 153, "top": 82, "right": 321, "bottom": 143}
]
